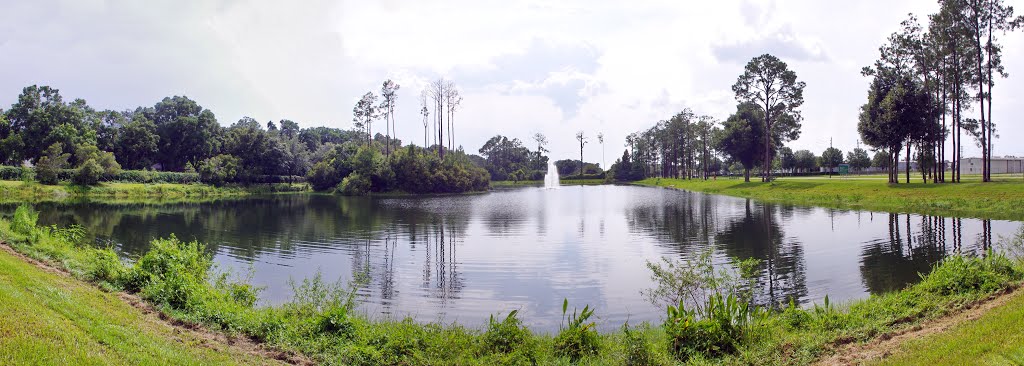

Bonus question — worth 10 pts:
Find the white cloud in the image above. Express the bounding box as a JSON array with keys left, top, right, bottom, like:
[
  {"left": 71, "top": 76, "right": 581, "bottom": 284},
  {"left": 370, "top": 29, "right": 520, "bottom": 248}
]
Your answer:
[{"left": 1, "top": 0, "right": 1022, "bottom": 161}]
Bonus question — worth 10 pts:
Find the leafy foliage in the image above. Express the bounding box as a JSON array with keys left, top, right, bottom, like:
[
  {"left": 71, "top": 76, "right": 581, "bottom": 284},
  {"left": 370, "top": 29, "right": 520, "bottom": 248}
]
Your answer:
[
  {"left": 72, "top": 143, "right": 121, "bottom": 185},
  {"left": 664, "top": 293, "right": 766, "bottom": 362},
  {"left": 553, "top": 299, "right": 599, "bottom": 361},
  {"left": 480, "top": 310, "right": 532, "bottom": 355},
  {"left": 34, "top": 143, "right": 69, "bottom": 185},
  {"left": 197, "top": 154, "right": 241, "bottom": 186}
]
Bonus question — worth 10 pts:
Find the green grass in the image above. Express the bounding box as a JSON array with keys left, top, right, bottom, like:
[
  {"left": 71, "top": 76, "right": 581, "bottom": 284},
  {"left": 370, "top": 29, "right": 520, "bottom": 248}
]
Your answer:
[
  {"left": 0, "top": 248, "right": 282, "bottom": 365},
  {"left": 0, "top": 180, "right": 308, "bottom": 203},
  {"left": 875, "top": 289, "right": 1024, "bottom": 366},
  {"left": 635, "top": 174, "right": 1024, "bottom": 220},
  {"left": 1, "top": 204, "right": 1022, "bottom": 365}
]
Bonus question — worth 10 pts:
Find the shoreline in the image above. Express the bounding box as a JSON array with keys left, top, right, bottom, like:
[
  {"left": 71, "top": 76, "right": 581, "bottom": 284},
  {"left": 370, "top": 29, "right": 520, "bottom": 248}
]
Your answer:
[
  {"left": 1, "top": 206, "right": 1021, "bottom": 365},
  {"left": 633, "top": 176, "right": 1024, "bottom": 221}
]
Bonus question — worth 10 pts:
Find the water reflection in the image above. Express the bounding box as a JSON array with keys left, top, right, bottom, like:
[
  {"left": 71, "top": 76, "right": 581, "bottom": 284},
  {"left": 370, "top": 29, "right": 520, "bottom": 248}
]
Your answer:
[
  {"left": 3, "top": 186, "right": 1017, "bottom": 331},
  {"left": 715, "top": 201, "right": 807, "bottom": 308}
]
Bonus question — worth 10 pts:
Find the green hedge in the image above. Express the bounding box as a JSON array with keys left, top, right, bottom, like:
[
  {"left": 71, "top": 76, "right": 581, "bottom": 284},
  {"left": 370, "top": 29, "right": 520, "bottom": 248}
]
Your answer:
[
  {"left": 0, "top": 166, "right": 304, "bottom": 185},
  {"left": 563, "top": 173, "right": 607, "bottom": 180}
]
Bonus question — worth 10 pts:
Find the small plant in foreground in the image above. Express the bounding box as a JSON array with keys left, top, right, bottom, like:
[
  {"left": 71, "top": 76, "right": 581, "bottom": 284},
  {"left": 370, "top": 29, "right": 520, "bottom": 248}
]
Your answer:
[
  {"left": 11, "top": 204, "right": 38, "bottom": 236},
  {"left": 480, "top": 309, "right": 532, "bottom": 355},
  {"left": 664, "top": 293, "right": 762, "bottom": 362},
  {"left": 554, "top": 298, "right": 599, "bottom": 361},
  {"left": 622, "top": 322, "right": 659, "bottom": 366},
  {"left": 122, "top": 235, "right": 214, "bottom": 309}
]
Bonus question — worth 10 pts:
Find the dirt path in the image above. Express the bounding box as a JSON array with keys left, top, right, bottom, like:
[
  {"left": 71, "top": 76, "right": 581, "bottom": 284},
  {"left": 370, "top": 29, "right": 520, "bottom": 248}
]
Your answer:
[
  {"left": 0, "top": 243, "right": 313, "bottom": 365},
  {"left": 814, "top": 285, "right": 1023, "bottom": 365}
]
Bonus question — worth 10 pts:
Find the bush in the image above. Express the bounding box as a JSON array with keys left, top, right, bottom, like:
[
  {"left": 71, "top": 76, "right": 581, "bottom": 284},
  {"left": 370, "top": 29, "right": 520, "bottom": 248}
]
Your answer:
[
  {"left": 622, "top": 323, "right": 658, "bottom": 366},
  {"left": 553, "top": 299, "right": 599, "bottom": 361},
  {"left": 73, "top": 144, "right": 121, "bottom": 186},
  {"left": 198, "top": 154, "right": 241, "bottom": 186},
  {"left": 112, "top": 170, "right": 200, "bottom": 184},
  {"left": 0, "top": 165, "right": 23, "bottom": 180},
  {"left": 87, "top": 248, "right": 126, "bottom": 284},
  {"left": 480, "top": 310, "right": 531, "bottom": 355},
  {"left": 318, "top": 305, "right": 356, "bottom": 338},
  {"left": 123, "top": 235, "right": 213, "bottom": 309},
  {"left": 35, "top": 143, "right": 69, "bottom": 185},
  {"left": 663, "top": 294, "right": 760, "bottom": 361},
  {"left": 73, "top": 158, "right": 104, "bottom": 185},
  {"left": 339, "top": 172, "right": 371, "bottom": 196},
  {"left": 11, "top": 204, "right": 38, "bottom": 235},
  {"left": 918, "top": 254, "right": 1021, "bottom": 296}
]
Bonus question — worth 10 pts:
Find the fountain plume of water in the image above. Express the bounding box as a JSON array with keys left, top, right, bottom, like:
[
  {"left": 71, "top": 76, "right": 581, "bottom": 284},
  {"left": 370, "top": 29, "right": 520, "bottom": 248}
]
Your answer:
[{"left": 545, "top": 161, "right": 560, "bottom": 189}]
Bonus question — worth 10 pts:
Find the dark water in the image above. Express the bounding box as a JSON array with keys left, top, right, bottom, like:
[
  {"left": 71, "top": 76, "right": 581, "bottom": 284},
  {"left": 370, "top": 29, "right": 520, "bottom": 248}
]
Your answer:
[{"left": 16, "top": 185, "right": 1021, "bottom": 332}]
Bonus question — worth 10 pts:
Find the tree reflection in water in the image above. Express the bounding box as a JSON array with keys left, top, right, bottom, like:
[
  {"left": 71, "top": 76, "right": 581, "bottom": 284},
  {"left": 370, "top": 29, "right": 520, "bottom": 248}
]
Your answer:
[
  {"left": 1, "top": 186, "right": 1017, "bottom": 331},
  {"left": 859, "top": 213, "right": 993, "bottom": 294}
]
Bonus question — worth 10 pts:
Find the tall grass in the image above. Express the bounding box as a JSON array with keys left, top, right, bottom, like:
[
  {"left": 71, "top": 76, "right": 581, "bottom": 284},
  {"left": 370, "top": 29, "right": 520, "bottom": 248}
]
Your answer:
[{"left": 1, "top": 204, "right": 1022, "bottom": 365}]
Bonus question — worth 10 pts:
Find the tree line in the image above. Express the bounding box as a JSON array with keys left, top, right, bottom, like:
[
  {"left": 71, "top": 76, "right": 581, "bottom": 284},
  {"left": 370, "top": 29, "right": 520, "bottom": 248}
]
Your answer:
[
  {"left": 859, "top": 0, "right": 1022, "bottom": 183},
  {"left": 0, "top": 81, "right": 490, "bottom": 194},
  {"left": 611, "top": 0, "right": 1021, "bottom": 184},
  {"left": 611, "top": 54, "right": 805, "bottom": 182}
]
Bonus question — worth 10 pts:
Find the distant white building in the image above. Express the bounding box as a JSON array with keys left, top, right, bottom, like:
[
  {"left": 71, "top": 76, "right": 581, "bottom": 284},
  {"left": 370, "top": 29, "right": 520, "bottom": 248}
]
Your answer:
[{"left": 962, "top": 156, "right": 1024, "bottom": 174}]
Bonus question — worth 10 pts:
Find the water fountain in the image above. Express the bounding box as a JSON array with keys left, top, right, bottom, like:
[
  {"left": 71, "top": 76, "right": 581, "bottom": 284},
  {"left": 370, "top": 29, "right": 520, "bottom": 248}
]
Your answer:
[{"left": 544, "top": 160, "right": 560, "bottom": 189}]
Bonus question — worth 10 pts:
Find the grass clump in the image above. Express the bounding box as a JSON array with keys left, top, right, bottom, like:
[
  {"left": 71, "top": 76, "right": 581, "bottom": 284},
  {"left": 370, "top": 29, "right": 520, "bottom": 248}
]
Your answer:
[
  {"left": 480, "top": 310, "right": 532, "bottom": 355},
  {"left": 553, "top": 299, "right": 600, "bottom": 361},
  {"left": 622, "top": 323, "right": 660, "bottom": 366},
  {"left": 664, "top": 293, "right": 765, "bottom": 362}
]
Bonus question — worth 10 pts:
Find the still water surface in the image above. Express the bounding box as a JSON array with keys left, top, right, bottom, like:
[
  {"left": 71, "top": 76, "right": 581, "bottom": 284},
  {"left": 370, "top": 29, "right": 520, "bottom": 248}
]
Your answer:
[{"left": 24, "top": 185, "right": 1021, "bottom": 332}]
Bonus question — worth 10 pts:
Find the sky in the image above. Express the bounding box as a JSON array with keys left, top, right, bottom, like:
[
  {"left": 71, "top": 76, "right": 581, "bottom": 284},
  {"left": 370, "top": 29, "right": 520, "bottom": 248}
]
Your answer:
[{"left": 2, "top": 0, "right": 1022, "bottom": 164}]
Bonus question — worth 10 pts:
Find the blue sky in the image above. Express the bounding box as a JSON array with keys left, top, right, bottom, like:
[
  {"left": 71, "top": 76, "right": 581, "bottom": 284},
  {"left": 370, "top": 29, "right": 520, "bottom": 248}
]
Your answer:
[{"left": 1, "top": 0, "right": 1022, "bottom": 162}]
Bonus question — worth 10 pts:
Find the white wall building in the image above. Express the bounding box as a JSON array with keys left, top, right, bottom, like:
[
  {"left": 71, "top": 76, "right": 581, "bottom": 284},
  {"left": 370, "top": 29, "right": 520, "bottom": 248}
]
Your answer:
[{"left": 962, "top": 156, "right": 1024, "bottom": 174}]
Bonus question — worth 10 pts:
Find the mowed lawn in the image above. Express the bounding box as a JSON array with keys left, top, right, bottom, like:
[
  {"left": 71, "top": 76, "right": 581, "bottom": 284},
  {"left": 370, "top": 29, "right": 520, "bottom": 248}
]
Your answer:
[
  {"left": 875, "top": 289, "right": 1024, "bottom": 365},
  {"left": 0, "top": 248, "right": 281, "bottom": 366},
  {"left": 636, "top": 173, "right": 1024, "bottom": 220}
]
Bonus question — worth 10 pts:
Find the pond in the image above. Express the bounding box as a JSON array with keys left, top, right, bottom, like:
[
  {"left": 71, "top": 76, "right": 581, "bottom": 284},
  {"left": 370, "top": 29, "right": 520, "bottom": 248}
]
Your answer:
[{"left": 19, "top": 185, "right": 1022, "bottom": 332}]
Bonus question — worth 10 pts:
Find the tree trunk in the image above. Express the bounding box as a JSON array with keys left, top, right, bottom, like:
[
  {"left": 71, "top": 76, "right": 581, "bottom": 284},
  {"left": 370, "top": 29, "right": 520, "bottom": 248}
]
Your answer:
[
  {"left": 744, "top": 167, "right": 750, "bottom": 182},
  {"left": 970, "top": 11, "right": 989, "bottom": 182},
  {"left": 986, "top": 5, "right": 994, "bottom": 182},
  {"left": 906, "top": 142, "right": 911, "bottom": 184}
]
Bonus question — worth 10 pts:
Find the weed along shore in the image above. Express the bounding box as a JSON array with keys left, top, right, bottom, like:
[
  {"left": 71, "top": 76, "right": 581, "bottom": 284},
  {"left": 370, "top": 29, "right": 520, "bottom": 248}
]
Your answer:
[
  {"left": 2, "top": 203, "right": 1023, "bottom": 365},
  {"left": 635, "top": 176, "right": 1024, "bottom": 221}
]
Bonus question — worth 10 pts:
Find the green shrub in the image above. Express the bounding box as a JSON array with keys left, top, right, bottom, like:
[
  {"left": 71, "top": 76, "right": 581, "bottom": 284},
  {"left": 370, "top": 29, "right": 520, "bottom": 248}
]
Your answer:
[
  {"left": 480, "top": 310, "right": 531, "bottom": 355},
  {"left": 198, "top": 154, "right": 241, "bottom": 186},
  {"left": 339, "top": 172, "right": 371, "bottom": 196},
  {"left": 318, "top": 305, "right": 356, "bottom": 338},
  {"left": 663, "top": 294, "right": 760, "bottom": 362},
  {"left": 11, "top": 204, "right": 38, "bottom": 235},
  {"left": 919, "top": 254, "right": 1021, "bottom": 296},
  {"left": 622, "top": 323, "right": 658, "bottom": 366},
  {"left": 87, "top": 248, "right": 126, "bottom": 284},
  {"left": 123, "top": 235, "right": 213, "bottom": 309},
  {"left": 74, "top": 143, "right": 121, "bottom": 185},
  {"left": 18, "top": 166, "right": 34, "bottom": 183},
  {"left": 35, "top": 143, "right": 69, "bottom": 185},
  {"left": 553, "top": 299, "right": 599, "bottom": 361},
  {"left": 0, "top": 165, "right": 23, "bottom": 180},
  {"left": 112, "top": 170, "right": 200, "bottom": 184},
  {"left": 73, "top": 158, "right": 104, "bottom": 185}
]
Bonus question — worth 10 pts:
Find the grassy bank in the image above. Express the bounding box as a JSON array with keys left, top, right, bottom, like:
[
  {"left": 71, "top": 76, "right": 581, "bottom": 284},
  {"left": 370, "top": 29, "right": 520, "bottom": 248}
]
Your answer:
[
  {"left": 876, "top": 288, "right": 1024, "bottom": 365},
  {"left": 0, "top": 180, "right": 308, "bottom": 203},
  {"left": 2, "top": 204, "right": 1023, "bottom": 365},
  {"left": 635, "top": 175, "right": 1024, "bottom": 220},
  {"left": 0, "top": 247, "right": 283, "bottom": 365}
]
